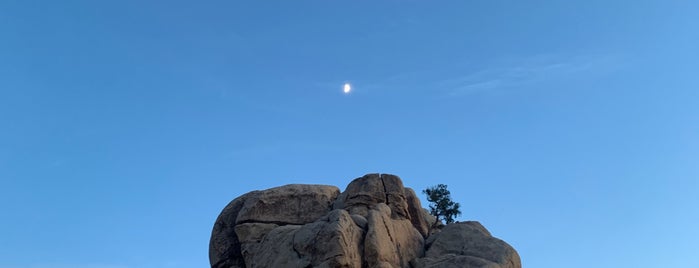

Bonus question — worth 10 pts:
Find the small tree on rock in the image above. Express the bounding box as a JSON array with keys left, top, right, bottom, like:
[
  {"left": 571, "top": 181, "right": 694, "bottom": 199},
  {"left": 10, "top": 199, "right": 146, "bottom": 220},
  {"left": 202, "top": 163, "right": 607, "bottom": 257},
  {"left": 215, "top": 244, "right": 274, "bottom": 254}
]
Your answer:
[{"left": 423, "top": 184, "right": 462, "bottom": 226}]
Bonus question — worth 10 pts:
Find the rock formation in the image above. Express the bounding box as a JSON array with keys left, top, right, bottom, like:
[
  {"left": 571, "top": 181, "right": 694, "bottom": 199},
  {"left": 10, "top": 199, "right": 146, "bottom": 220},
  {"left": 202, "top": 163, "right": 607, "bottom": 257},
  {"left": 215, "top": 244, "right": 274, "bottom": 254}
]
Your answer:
[{"left": 210, "top": 173, "right": 521, "bottom": 268}]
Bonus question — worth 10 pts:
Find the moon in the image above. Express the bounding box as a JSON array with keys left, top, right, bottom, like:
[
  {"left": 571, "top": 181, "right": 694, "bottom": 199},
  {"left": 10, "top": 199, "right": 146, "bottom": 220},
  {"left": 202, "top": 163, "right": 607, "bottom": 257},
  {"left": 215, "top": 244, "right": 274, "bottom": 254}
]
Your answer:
[{"left": 343, "top": 83, "right": 351, "bottom": 94}]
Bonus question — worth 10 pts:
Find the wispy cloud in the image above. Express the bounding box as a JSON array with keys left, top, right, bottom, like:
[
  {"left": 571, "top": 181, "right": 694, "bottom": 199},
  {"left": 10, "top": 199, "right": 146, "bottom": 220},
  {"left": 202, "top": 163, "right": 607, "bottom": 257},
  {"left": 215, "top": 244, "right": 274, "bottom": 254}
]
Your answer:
[
  {"left": 341, "top": 53, "right": 621, "bottom": 98},
  {"left": 438, "top": 54, "right": 621, "bottom": 96}
]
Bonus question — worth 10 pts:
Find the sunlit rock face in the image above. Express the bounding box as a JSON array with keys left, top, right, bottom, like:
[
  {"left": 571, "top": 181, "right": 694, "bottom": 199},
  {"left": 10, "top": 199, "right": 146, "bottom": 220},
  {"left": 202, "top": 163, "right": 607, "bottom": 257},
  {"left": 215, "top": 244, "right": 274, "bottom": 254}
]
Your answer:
[{"left": 209, "top": 173, "right": 521, "bottom": 268}]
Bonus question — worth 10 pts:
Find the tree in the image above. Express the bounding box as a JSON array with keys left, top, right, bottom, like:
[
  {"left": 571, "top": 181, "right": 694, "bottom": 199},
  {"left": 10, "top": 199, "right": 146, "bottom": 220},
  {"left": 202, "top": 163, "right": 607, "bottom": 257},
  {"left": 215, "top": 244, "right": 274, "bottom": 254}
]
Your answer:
[{"left": 423, "top": 184, "right": 462, "bottom": 225}]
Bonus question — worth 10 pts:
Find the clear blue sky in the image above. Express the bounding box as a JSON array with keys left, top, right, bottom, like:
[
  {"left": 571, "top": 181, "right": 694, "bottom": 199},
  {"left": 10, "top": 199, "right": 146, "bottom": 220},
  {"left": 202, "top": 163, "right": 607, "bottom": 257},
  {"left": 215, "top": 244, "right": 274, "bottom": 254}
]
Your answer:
[{"left": 1, "top": 1, "right": 698, "bottom": 267}]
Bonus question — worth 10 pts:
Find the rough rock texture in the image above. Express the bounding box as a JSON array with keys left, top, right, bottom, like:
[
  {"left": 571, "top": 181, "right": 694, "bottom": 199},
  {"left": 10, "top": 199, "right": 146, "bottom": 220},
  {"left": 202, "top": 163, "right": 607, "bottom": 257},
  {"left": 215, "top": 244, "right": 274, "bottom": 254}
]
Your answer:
[
  {"left": 210, "top": 174, "right": 521, "bottom": 268},
  {"left": 405, "top": 188, "right": 430, "bottom": 238},
  {"left": 210, "top": 185, "right": 339, "bottom": 268},
  {"left": 293, "top": 209, "right": 365, "bottom": 267},
  {"left": 236, "top": 184, "right": 340, "bottom": 225},
  {"left": 363, "top": 203, "right": 424, "bottom": 268},
  {"left": 210, "top": 192, "right": 253, "bottom": 268},
  {"left": 413, "top": 222, "right": 521, "bottom": 268}
]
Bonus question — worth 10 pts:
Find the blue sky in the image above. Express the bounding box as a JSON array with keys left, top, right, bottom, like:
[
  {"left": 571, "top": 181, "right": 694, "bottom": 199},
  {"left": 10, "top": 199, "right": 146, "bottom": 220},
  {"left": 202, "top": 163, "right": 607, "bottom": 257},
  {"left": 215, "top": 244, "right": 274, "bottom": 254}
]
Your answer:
[{"left": 1, "top": 1, "right": 698, "bottom": 267}]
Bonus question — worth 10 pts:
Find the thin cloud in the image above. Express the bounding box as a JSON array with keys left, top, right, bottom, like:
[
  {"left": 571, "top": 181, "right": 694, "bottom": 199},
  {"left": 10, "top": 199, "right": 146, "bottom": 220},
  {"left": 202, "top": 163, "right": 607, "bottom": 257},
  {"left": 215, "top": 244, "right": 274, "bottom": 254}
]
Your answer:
[
  {"left": 439, "top": 54, "right": 621, "bottom": 96},
  {"left": 320, "top": 53, "right": 621, "bottom": 98}
]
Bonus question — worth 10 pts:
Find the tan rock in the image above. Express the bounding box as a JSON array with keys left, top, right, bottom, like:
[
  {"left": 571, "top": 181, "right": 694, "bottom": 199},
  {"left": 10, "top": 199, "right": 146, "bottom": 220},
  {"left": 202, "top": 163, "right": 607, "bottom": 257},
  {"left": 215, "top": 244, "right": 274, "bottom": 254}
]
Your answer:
[
  {"left": 240, "top": 210, "right": 365, "bottom": 268},
  {"left": 333, "top": 174, "right": 411, "bottom": 220},
  {"left": 293, "top": 209, "right": 364, "bottom": 267},
  {"left": 209, "top": 174, "right": 521, "bottom": 268},
  {"left": 416, "top": 221, "right": 521, "bottom": 268},
  {"left": 405, "top": 187, "right": 430, "bottom": 238},
  {"left": 333, "top": 173, "right": 386, "bottom": 217},
  {"left": 380, "top": 174, "right": 410, "bottom": 219},
  {"left": 364, "top": 203, "right": 424, "bottom": 268},
  {"left": 350, "top": 214, "right": 367, "bottom": 229},
  {"left": 236, "top": 184, "right": 340, "bottom": 225},
  {"left": 246, "top": 225, "right": 307, "bottom": 268}
]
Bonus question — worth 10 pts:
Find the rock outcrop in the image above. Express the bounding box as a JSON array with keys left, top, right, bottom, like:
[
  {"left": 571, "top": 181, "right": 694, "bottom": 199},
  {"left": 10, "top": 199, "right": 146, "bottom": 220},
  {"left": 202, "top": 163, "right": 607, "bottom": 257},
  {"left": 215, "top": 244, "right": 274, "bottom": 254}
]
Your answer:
[
  {"left": 412, "top": 222, "right": 520, "bottom": 268},
  {"left": 210, "top": 174, "right": 521, "bottom": 268}
]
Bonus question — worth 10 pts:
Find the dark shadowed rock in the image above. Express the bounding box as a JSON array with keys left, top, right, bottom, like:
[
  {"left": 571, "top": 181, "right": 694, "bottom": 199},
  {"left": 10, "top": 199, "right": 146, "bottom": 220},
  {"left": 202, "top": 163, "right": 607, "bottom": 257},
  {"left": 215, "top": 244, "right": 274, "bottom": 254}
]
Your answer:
[
  {"left": 209, "top": 192, "right": 257, "bottom": 268},
  {"left": 411, "top": 254, "right": 502, "bottom": 268},
  {"left": 234, "top": 223, "right": 278, "bottom": 244},
  {"left": 246, "top": 225, "right": 305, "bottom": 267}
]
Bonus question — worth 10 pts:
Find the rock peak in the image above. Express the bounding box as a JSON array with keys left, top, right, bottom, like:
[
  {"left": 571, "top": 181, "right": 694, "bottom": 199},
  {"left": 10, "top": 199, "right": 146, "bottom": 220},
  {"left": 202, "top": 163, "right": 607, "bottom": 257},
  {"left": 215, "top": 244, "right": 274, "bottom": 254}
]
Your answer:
[{"left": 209, "top": 173, "right": 521, "bottom": 268}]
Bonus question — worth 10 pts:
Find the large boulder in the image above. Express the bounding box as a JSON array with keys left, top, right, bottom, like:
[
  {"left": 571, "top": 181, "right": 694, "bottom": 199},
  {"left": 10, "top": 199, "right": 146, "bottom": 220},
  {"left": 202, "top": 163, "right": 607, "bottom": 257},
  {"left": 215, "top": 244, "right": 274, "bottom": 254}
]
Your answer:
[
  {"left": 209, "top": 184, "right": 339, "bottom": 268},
  {"left": 333, "top": 173, "right": 386, "bottom": 217},
  {"left": 237, "top": 209, "right": 368, "bottom": 268},
  {"left": 413, "top": 221, "right": 521, "bottom": 268},
  {"left": 236, "top": 184, "right": 340, "bottom": 225},
  {"left": 333, "top": 173, "right": 410, "bottom": 220},
  {"left": 209, "top": 174, "right": 521, "bottom": 268}
]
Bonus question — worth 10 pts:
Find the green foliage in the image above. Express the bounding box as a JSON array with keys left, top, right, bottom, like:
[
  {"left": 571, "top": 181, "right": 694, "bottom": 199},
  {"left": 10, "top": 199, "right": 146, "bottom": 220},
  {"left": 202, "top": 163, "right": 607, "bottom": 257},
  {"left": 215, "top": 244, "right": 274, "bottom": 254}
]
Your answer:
[{"left": 423, "top": 184, "right": 462, "bottom": 224}]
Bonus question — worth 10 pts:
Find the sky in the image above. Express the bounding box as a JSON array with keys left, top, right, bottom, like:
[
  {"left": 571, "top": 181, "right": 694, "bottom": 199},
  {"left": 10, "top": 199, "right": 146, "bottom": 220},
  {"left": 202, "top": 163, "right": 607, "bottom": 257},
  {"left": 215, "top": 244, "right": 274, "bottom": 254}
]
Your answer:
[{"left": 1, "top": 1, "right": 698, "bottom": 267}]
